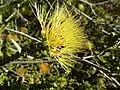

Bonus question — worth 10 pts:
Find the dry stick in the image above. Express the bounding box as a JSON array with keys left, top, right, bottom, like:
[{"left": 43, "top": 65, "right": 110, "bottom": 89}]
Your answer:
[
  {"left": 78, "top": 0, "right": 97, "bottom": 16},
  {"left": 5, "top": 28, "right": 42, "bottom": 43},
  {"left": 78, "top": 59, "right": 110, "bottom": 73},
  {"left": 9, "top": 59, "right": 57, "bottom": 64},
  {"left": 71, "top": 54, "right": 111, "bottom": 73},
  {"left": 17, "top": 11, "right": 28, "bottom": 24},
  {"left": 9, "top": 58, "right": 110, "bottom": 73},
  {"left": 94, "top": 0, "right": 116, "bottom": 6},
  {"left": 79, "top": 0, "right": 115, "bottom": 6},
  {"left": 1, "top": 66, "right": 26, "bottom": 82},
  {"left": 1, "top": 66, "right": 23, "bottom": 77},
  {"left": 74, "top": 7, "right": 95, "bottom": 22},
  {"left": 45, "top": 0, "right": 53, "bottom": 9},
  {"left": 99, "top": 23, "right": 120, "bottom": 28},
  {"left": 63, "top": 1, "right": 95, "bottom": 22},
  {"left": 99, "top": 69, "right": 120, "bottom": 87}
]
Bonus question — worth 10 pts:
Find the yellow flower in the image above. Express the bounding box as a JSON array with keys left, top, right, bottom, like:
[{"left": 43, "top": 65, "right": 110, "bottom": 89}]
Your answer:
[{"left": 37, "top": 6, "right": 89, "bottom": 70}]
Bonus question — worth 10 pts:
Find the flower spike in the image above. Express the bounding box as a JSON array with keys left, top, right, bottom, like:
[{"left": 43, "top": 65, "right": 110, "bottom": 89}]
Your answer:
[{"left": 37, "top": 5, "right": 89, "bottom": 70}]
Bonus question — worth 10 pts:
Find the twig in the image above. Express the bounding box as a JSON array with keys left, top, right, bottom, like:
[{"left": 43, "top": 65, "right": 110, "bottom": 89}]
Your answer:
[
  {"left": 79, "top": 0, "right": 91, "bottom": 5},
  {"left": 102, "top": 29, "right": 111, "bottom": 35},
  {"left": 79, "top": 0, "right": 115, "bottom": 6},
  {"left": 94, "top": 0, "right": 115, "bottom": 6},
  {"left": 99, "top": 23, "right": 120, "bottom": 28},
  {"left": 9, "top": 55, "right": 110, "bottom": 73},
  {"left": 5, "top": 28, "right": 42, "bottom": 43},
  {"left": 70, "top": 52, "right": 111, "bottom": 73},
  {"left": 1, "top": 66, "right": 23, "bottom": 77},
  {"left": 111, "top": 77, "right": 120, "bottom": 87},
  {"left": 17, "top": 11, "right": 28, "bottom": 24},
  {"left": 45, "top": 0, "right": 53, "bottom": 9},
  {"left": 99, "top": 70, "right": 120, "bottom": 87},
  {"left": 67, "top": 54, "right": 110, "bottom": 73},
  {"left": 83, "top": 55, "right": 95, "bottom": 59},
  {"left": 9, "top": 59, "right": 110, "bottom": 72},
  {"left": 9, "top": 59, "right": 57, "bottom": 64},
  {"left": 100, "top": 69, "right": 120, "bottom": 87},
  {"left": 9, "top": 55, "right": 120, "bottom": 86},
  {"left": 74, "top": 7, "right": 95, "bottom": 22},
  {"left": 99, "top": 70, "right": 112, "bottom": 81},
  {"left": 10, "top": 38, "right": 22, "bottom": 53},
  {"left": 5, "top": 11, "right": 17, "bottom": 22},
  {"left": 79, "top": 58, "right": 111, "bottom": 73},
  {"left": 63, "top": 1, "right": 95, "bottom": 22},
  {"left": 79, "top": 0, "right": 97, "bottom": 16}
]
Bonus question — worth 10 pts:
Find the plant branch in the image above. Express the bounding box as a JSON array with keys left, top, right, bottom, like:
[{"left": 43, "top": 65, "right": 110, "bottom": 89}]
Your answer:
[
  {"left": 45, "top": 0, "right": 53, "bottom": 9},
  {"left": 5, "top": 28, "right": 42, "bottom": 43},
  {"left": 99, "top": 70, "right": 120, "bottom": 87},
  {"left": 78, "top": 58, "right": 111, "bottom": 73},
  {"left": 63, "top": 1, "right": 95, "bottom": 22},
  {"left": 94, "top": 0, "right": 116, "bottom": 6},
  {"left": 79, "top": 0, "right": 97, "bottom": 16},
  {"left": 99, "top": 23, "right": 120, "bottom": 28},
  {"left": 1, "top": 66, "right": 23, "bottom": 77},
  {"left": 17, "top": 11, "right": 28, "bottom": 24},
  {"left": 9, "top": 56, "right": 110, "bottom": 73},
  {"left": 9, "top": 59, "right": 57, "bottom": 64}
]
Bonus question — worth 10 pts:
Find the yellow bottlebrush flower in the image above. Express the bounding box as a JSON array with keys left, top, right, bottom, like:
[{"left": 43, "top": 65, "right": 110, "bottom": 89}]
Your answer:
[{"left": 37, "top": 6, "right": 89, "bottom": 70}]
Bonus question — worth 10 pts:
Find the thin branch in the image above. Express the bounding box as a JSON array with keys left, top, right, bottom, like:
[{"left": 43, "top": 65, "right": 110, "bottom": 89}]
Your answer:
[
  {"left": 79, "top": 0, "right": 92, "bottom": 5},
  {"left": 17, "top": 11, "right": 28, "bottom": 24},
  {"left": 74, "top": 7, "right": 95, "bottom": 22},
  {"left": 63, "top": 1, "right": 95, "bottom": 22},
  {"left": 94, "top": 0, "right": 115, "bottom": 6},
  {"left": 45, "top": 0, "right": 53, "bottom": 9},
  {"left": 99, "top": 23, "right": 120, "bottom": 28},
  {"left": 78, "top": 58, "right": 111, "bottom": 73},
  {"left": 70, "top": 54, "right": 110, "bottom": 73},
  {"left": 100, "top": 70, "right": 120, "bottom": 87},
  {"left": 102, "top": 29, "right": 111, "bottom": 35},
  {"left": 79, "top": 0, "right": 115, "bottom": 6},
  {"left": 83, "top": 55, "right": 95, "bottom": 59},
  {"left": 1, "top": 66, "right": 23, "bottom": 77},
  {"left": 9, "top": 59, "right": 57, "bottom": 64},
  {"left": 5, "top": 11, "right": 17, "bottom": 22},
  {"left": 9, "top": 57, "right": 110, "bottom": 73},
  {"left": 79, "top": 0, "right": 97, "bottom": 16},
  {"left": 100, "top": 69, "right": 120, "bottom": 87},
  {"left": 99, "top": 70, "right": 112, "bottom": 81},
  {"left": 5, "top": 28, "right": 42, "bottom": 43},
  {"left": 111, "top": 77, "right": 120, "bottom": 87},
  {"left": 8, "top": 59, "right": 120, "bottom": 87},
  {"left": 29, "top": 2, "right": 37, "bottom": 19},
  {"left": 78, "top": 0, "right": 116, "bottom": 15}
]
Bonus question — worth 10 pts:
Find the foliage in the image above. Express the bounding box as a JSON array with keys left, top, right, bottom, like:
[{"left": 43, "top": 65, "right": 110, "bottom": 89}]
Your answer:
[{"left": 0, "top": 0, "right": 120, "bottom": 90}]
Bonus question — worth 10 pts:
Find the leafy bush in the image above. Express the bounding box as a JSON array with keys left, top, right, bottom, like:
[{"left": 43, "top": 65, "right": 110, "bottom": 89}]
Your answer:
[{"left": 0, "top": 0, "right": 120, "bottom": 89}]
